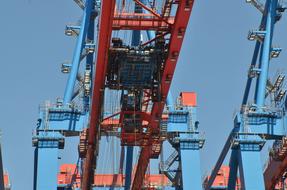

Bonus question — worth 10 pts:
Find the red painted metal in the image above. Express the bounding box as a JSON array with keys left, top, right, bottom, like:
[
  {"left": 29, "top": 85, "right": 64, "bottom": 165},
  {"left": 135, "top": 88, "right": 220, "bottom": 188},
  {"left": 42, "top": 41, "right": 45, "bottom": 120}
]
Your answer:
[
  {"left": 3, "top": 172, "right": 10, "bottom": 188},
  {"left": 81, "top": 0, "right": 116, "bottom": 189},
  {"left": 264, "top": 137, "right": 287, "bottom": 190},
  {"left": 113, "top": 15, "right": 173, "bottom": 31},
  {"left": 203, "top": 166, "right": 241, "bottom": 189},
  {"left": 180, "top": 92, "right": 197, "bottom": 107},
  {"left": 140, "top": 32, "right": 169, "bottom": 47},
  {"left": 133, "top": 0, "right": 168, "bottom": 24},
  {"left": 58, "top": 164, "right": 170, "bottom": 188},
  {"left": 131, "top": 0, "right": 196, "bottom": 189},
  {"left": 82, "top": 0, "right": 196, "bottom": 188}
]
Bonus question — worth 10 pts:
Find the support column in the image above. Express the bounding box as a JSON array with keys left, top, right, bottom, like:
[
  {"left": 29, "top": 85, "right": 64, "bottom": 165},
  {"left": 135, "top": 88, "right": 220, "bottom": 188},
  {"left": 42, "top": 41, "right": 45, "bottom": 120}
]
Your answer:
[
  {"left": 228, "top": 149, "right": 239, "bottom": 190},
  {"left": 238, "top": 142, "right": 265, "bottom": 190},
  {"left": 33, "top": 133, "right": 64, "bottom": 190},
  {"left": 124, "top": 147, "right": 134, "bottom": 190},
  {"left": 179, "top": 139, "right": 202, "bottom": 190}
]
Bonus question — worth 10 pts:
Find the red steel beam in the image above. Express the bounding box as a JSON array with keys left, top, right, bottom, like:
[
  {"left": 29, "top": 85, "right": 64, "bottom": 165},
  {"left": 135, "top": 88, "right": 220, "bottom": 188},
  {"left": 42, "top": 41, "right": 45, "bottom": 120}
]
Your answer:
[
  {"left": 264, "top": 157, "right": 287, "bottom": 190},
  {"left": 264, "top": 158, "right": 282, "bottom": 190},
  {"left": 133, "top": 0, "right": 167, "bottom": 24},
  {"left": 264, "top": 139, "right": 287, "bottom": 189},
  {"left": 131, "top": 146, "right": 151, "bottom": 188},
  {"left": 131, "top": 0, "right": 195, "bottom": 189},
  {"left": 81, "top": 0, "right": 116, "bottom": 189},
  {"left": 113, "top": 16, "right": 173, "bottom": 31}
]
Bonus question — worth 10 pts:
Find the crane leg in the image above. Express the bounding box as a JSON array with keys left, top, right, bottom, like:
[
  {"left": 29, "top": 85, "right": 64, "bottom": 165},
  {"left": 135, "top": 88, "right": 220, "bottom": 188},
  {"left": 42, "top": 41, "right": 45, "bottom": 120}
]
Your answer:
[
  {"left": 238, "top": 144, "right": 265, "bottom": 190},
  {"left": 124, "top": 146, "right": 134, "bottom": 190},
  {"left": 33, "top": 140, "right": 60, "bottom": 190},
  {"left": 228, "top": 149, "right": 239, "bottom": 190},
  {"left": 179, "top": 140, "right": 202, "bottom": 190}
]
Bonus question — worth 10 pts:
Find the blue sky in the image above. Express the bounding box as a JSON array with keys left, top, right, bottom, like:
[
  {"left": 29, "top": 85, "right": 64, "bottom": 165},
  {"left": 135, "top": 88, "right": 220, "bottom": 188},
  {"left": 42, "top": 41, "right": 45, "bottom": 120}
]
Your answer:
[{"left": 1, "top": 0, "right": 287, "bottom": 189}]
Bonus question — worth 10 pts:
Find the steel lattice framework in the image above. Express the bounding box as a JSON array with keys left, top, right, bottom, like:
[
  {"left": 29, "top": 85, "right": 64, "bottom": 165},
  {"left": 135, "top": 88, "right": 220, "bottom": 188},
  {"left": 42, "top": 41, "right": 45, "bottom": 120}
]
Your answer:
[
  {"left": 32, "top": 0, "right": 205, "bottom": 190},
  {"left": 31, "top": 0, "right": 287, "bottom": 190}
]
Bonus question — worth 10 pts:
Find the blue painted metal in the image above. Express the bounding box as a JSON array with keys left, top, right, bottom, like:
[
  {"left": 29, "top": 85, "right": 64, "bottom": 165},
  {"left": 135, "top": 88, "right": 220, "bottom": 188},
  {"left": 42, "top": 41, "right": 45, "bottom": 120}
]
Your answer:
[
  {"left": 207, "top": 1, "right": 287, "bottom": 189},
  {"left": 233, "top": 134, "right": 266, "bottom": 189},
  {"left": 242, "top": 41, "right": 261, "bottom": 106},
  {"left": 35, "top": 147, "right": 59, "bottom": 189},
  {"left": 205, "top": 130, "right": 237, "bottom": 190},
  {"left": 63, "top": 0, "right": 94, "bottom": 104},
  {"left": 33, "top": 105, "right": 86, "bottom": 190},
  {"left": 124, "top": 147, "right": 134, "bottom": 190},
  {"left": 33, "top": 131, "right": 64, "bottom": 190},
  {"left": 255, "top": 0, "right": 276, "bottom": 107},
  {"left": 167, "top": 92, "right": 174, "bottom": 111},
  {"left": 83, "top": 15, "right": 95, "bottom": 112},
  {"left": 165, "top": 93, "right": 204, "bottom": 189},
  {"left": 33, "top": 1, "right": 97, "bottom": 189},
  {"left": 227, "top": 150, "right": 238, "bottom": 190},
  {"left": 243, "top": 0, "right": 269, "bottom": 106},
  {"left": 238, "top": 144, "right": 265, "bottom": 189},
  {"left": 179, "top": 133, "right": 203, "bottom": 190}
]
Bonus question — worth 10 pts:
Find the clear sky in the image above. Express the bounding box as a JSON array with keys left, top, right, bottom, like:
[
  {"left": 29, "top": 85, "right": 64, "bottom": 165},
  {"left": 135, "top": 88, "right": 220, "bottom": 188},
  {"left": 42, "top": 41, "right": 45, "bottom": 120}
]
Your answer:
[{"left": 1, "top": 0, "right": 287, "bottom": 189}]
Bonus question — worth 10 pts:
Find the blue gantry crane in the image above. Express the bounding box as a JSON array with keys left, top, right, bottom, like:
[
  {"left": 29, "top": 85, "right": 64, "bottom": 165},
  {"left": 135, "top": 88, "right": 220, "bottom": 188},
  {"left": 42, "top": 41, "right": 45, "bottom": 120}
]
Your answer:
[
  {"left": 32, "top": 0, "right": 99, "bottom": 189},
  {"left": 206, "top": 0, "right": 287, "bottom": 189}
]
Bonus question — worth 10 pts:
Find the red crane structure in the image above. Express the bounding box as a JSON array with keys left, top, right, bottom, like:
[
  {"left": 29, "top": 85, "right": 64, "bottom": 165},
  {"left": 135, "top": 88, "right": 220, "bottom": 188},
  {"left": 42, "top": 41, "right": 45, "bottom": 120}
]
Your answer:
[{"left": 82, "top": 1, "right": 196, "bottom": 189}]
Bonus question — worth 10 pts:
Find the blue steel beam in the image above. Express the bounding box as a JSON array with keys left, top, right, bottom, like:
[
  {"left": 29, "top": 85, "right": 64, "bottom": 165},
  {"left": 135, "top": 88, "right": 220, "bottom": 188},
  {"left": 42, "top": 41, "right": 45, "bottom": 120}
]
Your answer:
[
  {"left": 35, "top": 103, "right": 87, "bottom": 133},
  {"left": 63, "top": 0, "right": 94, "bottom": 104},
  {"left": 33, "top": 1, "right": 96, "bottom": 189},
  {"left": 227, "top": 150, "right": 239, "bottom": 190},
  {"left": 205, "top": 130, "right": 237, "bottom": 190},
  {"left": 254, "top": 0, "right": 276, "bottom": 107},
  {"left": 242, "top": 41, "right": 261, "bottom": 106},
  {"left": 83, "top": 11, "right": 95, "bottom": 112},
  {"left": 124, "top": 147, "right": 134, "bottom": 190},
  {"left": 242, "top": 0, "right": 269, "bottom": 106}
]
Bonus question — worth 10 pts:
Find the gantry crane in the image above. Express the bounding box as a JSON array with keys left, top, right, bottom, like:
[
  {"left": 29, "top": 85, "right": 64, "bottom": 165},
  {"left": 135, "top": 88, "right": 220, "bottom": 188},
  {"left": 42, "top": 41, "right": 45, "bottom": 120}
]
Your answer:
[
  {"left": 206, "top": 0, "right": 287, "bottom": 189},
  {"left": 32, "top": 0, "right": 205, "bottom": 190},
  {"left": 83, "top": 0, "right": 197, "bottom": 188}
]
